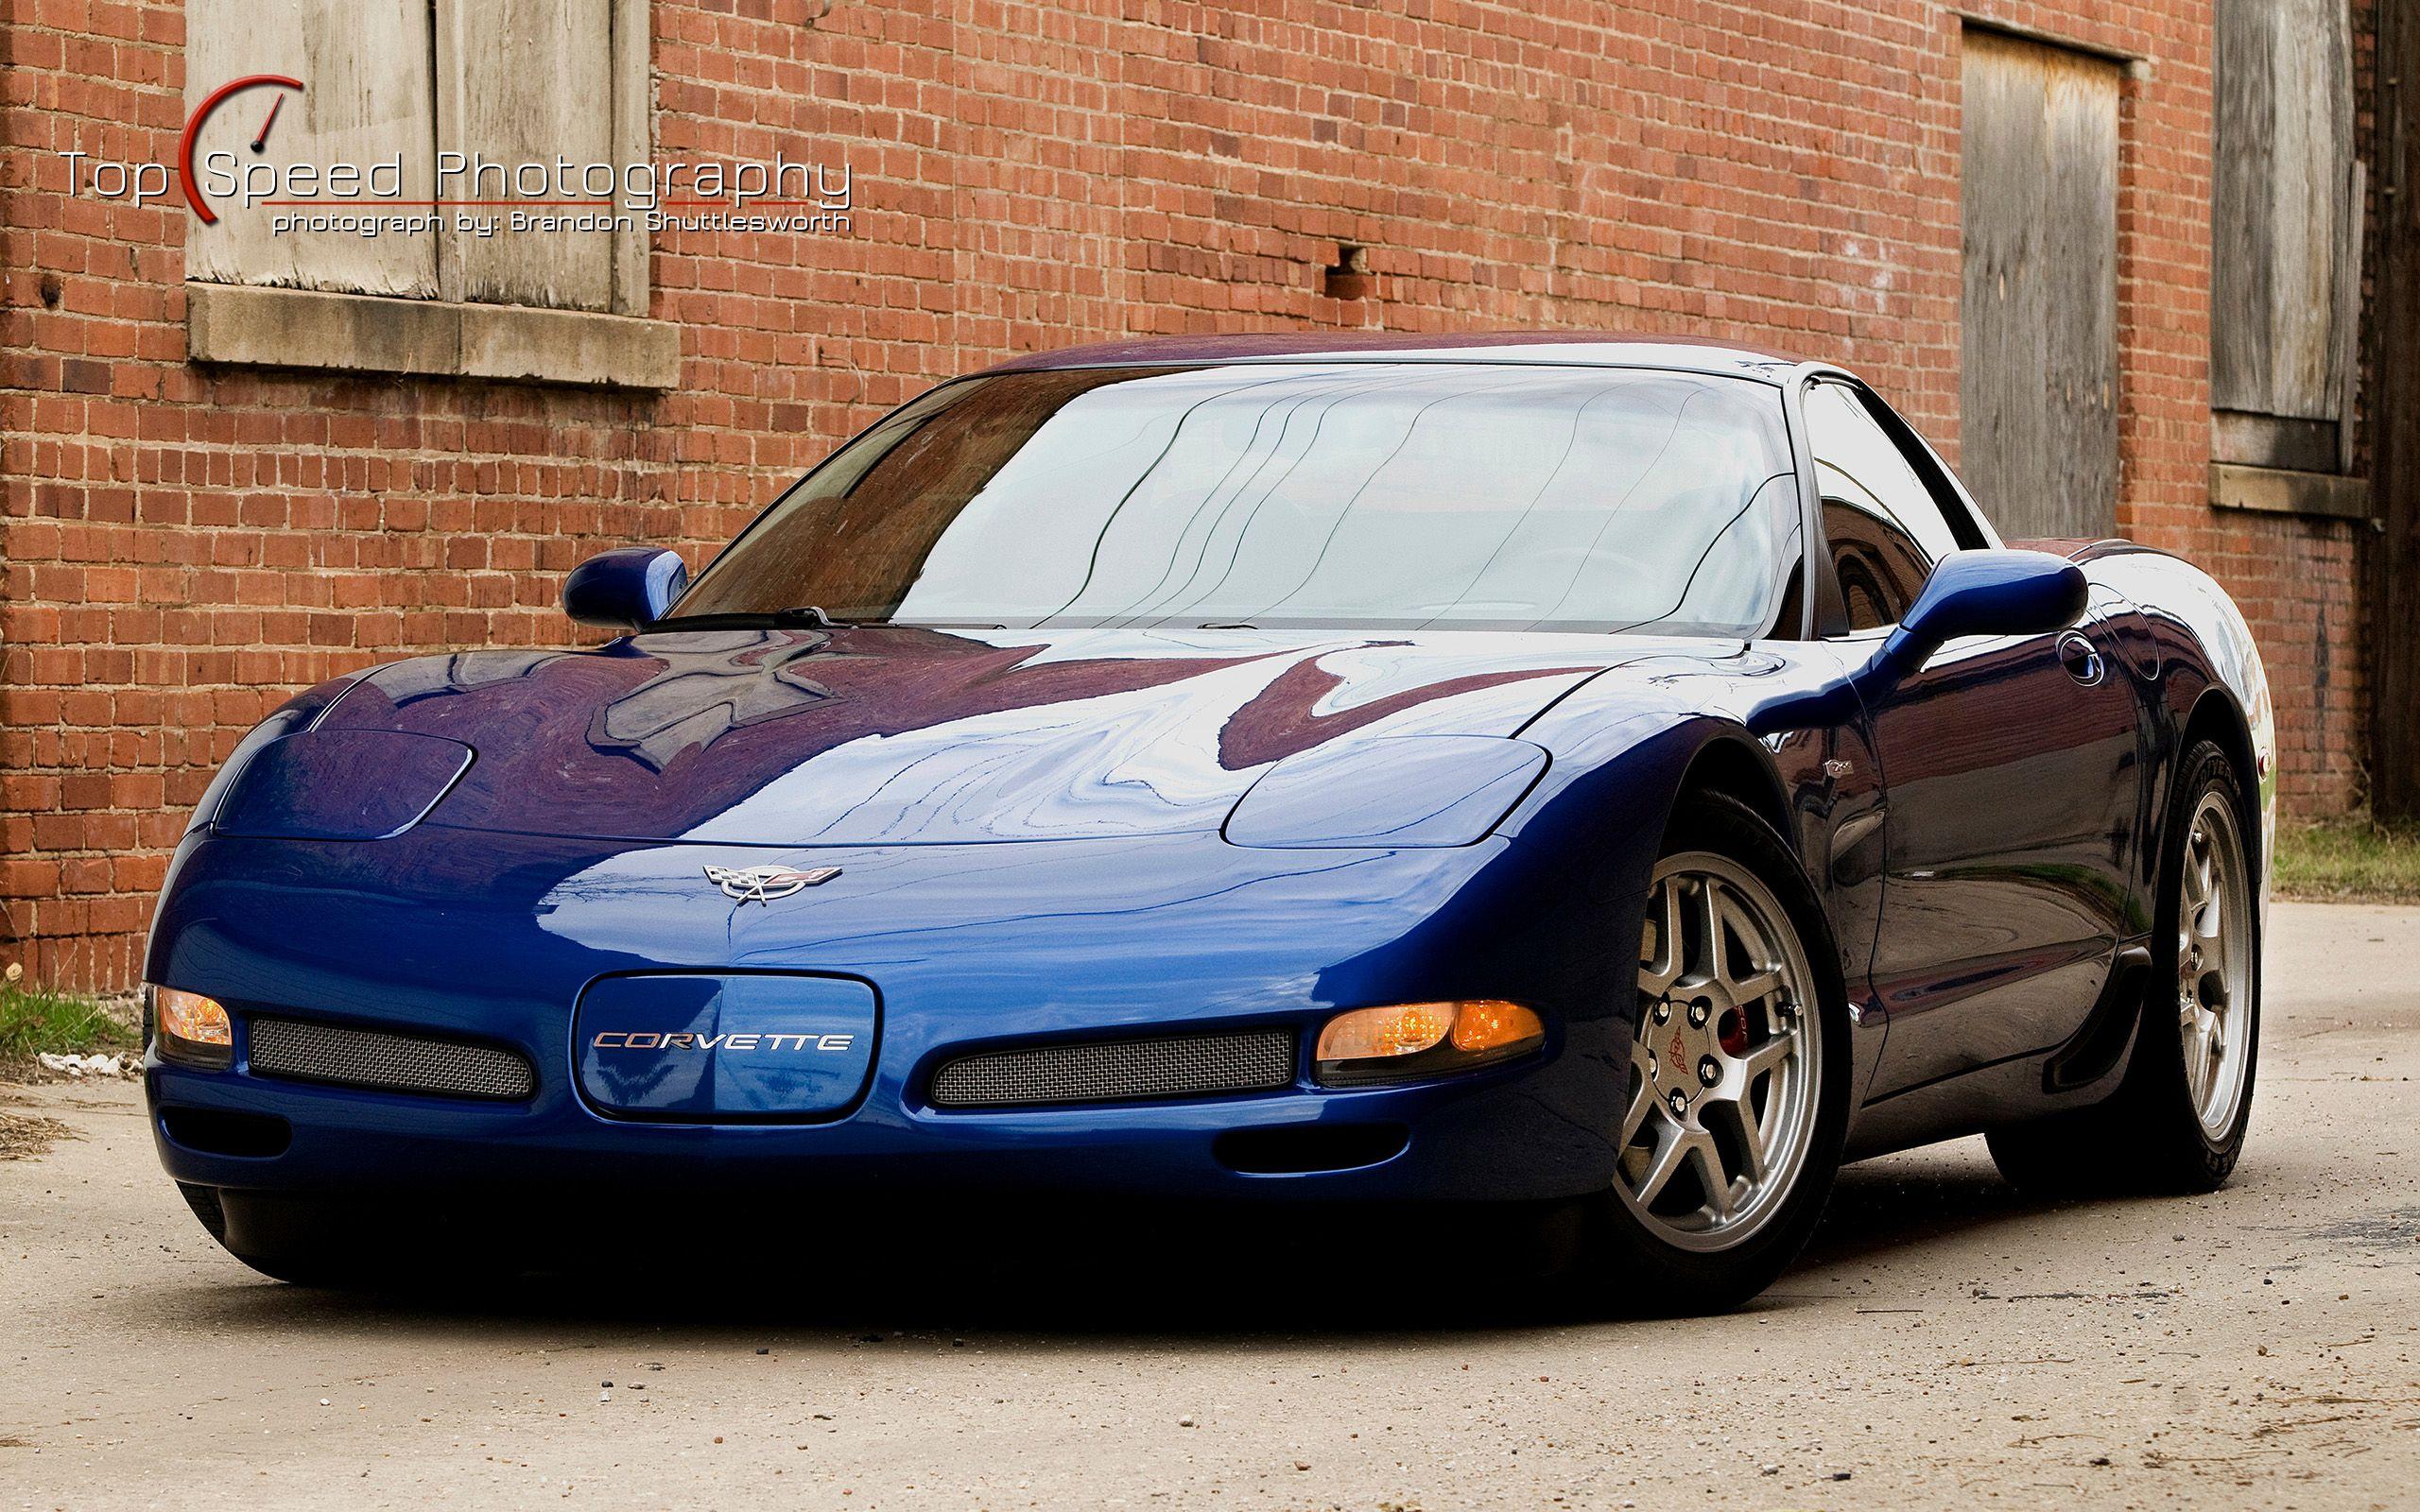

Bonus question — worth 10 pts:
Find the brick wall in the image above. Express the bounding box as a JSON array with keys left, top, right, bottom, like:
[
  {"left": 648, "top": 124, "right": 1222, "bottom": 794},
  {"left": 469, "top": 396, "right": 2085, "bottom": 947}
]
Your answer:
[{"left": 0, "top": 0, "right": 2372, "bottom": 991}]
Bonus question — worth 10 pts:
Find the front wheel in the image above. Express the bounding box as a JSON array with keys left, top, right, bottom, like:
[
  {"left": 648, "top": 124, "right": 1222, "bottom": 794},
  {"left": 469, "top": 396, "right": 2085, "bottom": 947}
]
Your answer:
[
  {"left": 177, "top": 1182, "right": 491, "bottom": 1291},
  {"left": 1575, "top": 792, "right": 1851, "bottom": 1314}
]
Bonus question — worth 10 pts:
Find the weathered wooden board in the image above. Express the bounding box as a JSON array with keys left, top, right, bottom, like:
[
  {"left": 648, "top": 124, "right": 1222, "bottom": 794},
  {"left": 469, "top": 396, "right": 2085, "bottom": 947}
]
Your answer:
[
  {"left": 435, "top": 0, "right": 615, "bottom": 311},
  {"left": 2372, "top": 0, "right": 2420, "bottom": 820},
  {"left": 2212, "top": 0, "right": 2356, "bottom": 421},
  {"left": 611, "top": 0, "right": 652, "bottom": 317},
  {"left": 184, "top": 0, "right": 439, "bottom": 297},
  {"left": 1959, "top": 28, "right": 2120, "bottom": 540}
]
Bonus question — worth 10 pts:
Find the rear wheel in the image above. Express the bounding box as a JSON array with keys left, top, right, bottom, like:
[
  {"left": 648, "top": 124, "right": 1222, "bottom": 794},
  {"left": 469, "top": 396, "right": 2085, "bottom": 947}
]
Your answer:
[
  {"left": 1987, "top": 739, "right": 2260, "bottom": 1194},
  {"left": 1577, "top": 792, "right": 1850, "bottom": 1314}
]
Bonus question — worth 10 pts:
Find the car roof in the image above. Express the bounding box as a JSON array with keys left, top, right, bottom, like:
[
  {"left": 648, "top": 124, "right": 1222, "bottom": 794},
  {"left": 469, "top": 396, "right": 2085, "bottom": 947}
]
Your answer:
[{"left": 978, "top": 330, "right": 1806, "bottom": 383}]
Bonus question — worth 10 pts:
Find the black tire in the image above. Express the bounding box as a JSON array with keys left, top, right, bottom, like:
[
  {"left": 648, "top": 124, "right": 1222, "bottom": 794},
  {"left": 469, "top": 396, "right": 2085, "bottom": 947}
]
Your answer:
[
  {"left": 1574, "top": 790, "right": 1852, "bottom": 1314},
  {"left": 180, "top": 1183, "right": 489, "bottom": 1291},
  {"left": 1987, "top": 739, "right": 2260, "bottom": 1194}
]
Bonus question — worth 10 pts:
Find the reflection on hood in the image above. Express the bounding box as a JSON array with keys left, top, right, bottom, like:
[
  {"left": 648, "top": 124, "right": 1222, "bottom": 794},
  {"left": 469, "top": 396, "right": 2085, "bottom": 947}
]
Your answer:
[{"left": 318, "top": 626, "right": 1675, "bottom": 846}]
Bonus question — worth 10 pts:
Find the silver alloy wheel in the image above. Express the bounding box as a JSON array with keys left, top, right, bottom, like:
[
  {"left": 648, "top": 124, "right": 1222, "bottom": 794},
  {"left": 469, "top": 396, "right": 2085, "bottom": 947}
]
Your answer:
[
  {"left": 2179, "top": 791, "right": 2254, "bottom": 1137},
  {"left": 1619, "top": 852, "right": 1821, "bottom": 1252}
]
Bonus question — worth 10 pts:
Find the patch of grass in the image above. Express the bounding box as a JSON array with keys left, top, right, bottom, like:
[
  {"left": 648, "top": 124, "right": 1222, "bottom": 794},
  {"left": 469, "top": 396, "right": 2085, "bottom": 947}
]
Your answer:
[
  {"left": 0, "top": 982, "right": 137, "bottom": 1074},
  {"left": 2273, "top": 816, "right": 2420, "bottom": 905}
]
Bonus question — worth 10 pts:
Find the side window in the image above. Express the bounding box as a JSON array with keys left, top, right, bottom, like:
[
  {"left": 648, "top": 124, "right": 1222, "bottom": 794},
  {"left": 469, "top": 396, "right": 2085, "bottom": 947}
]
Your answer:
[{"left": 1805, "top": 383, "right": 1966, "bottom": 630}]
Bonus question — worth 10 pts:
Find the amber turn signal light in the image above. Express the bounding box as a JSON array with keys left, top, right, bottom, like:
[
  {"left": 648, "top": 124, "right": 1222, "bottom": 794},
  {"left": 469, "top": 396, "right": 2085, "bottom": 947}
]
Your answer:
[
  {"left": 147, "top": 984, "right": 233, "bottom": 1070},
  {"left": 1314, "top": 1000, "right": 1544, "bottom": 1086}
]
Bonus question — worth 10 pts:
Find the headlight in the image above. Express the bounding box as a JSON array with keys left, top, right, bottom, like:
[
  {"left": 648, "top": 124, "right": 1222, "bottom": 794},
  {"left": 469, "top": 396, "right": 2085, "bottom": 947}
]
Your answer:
[
  {"left": 1224, "top": 735, "right": 1548, "bottom": 849},
  {"left": 213, "top": 729, "right": 474, "bottom": 840},
  {"left": 147, "top": 985, "right": 233, "bottom": 1070},
  {"left": 186, "top": 675, "right": 369, "bottom": 833},
  {"left": 1314, "top": 1000, "right": 1545, "bottom": 1085}
]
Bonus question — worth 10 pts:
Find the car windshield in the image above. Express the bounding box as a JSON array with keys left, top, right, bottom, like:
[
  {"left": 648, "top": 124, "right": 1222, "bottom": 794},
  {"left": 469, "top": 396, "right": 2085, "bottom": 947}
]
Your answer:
[{"left": 666, "top": 362, "right": 1800, "bottom": 635}]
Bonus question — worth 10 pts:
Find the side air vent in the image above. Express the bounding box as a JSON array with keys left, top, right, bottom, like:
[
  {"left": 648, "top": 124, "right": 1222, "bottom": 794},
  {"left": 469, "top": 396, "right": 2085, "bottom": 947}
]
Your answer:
[
  {"left": 248, "top": 1017, "right": 535, "bottom": 1102},
  {"left": 929, "top": 1029, "right": 1296, "bottom": 1109}
]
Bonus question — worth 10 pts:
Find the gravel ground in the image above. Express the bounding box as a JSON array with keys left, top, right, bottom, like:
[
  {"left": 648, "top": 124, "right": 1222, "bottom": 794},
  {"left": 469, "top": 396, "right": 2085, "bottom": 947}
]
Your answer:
[{"left": 2, "top": 901, "right": 2414, "bottom": 1510}]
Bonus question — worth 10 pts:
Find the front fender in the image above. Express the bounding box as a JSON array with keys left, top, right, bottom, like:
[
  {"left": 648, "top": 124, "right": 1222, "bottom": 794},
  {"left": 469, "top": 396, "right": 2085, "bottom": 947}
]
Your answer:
[{"left": 1501, "top": 644, "right": 1894, "bottom": 1106}]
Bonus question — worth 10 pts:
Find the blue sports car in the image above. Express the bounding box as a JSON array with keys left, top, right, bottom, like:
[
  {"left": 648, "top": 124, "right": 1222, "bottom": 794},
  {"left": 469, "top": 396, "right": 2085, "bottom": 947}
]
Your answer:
[{"left": 145, "top": 334, "right": 2273, "bottom": 1310}]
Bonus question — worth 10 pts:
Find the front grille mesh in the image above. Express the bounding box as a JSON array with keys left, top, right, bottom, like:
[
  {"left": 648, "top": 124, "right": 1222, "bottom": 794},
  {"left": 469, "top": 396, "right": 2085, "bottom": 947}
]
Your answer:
[
  {"left": 248, "top": 1017, "right": 535, "bottom": 1101},
  {"left": 929, "top": 1029, "right": 1296, "bottom": 1108},
  {"left": 176, "top": 1181, "right": 227, "bottom": 1241}
]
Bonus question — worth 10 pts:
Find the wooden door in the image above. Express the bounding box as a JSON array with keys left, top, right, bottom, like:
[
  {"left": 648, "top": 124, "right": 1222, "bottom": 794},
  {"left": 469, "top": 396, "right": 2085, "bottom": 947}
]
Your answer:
[{"left": 1959, "top": 29, "right": 2121, "bottom": 540}]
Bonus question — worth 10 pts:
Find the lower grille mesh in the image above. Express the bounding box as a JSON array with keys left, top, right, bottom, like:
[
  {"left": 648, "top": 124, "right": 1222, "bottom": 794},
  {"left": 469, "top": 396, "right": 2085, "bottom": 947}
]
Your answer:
[
  {"left": 929, "top": 1029, "right": 1296, "bottom": 1108},
  {"left": 248, "top": 1017, "right": 535, "bottom": 1101},
  {"left": 176, "top": 1181, "right": 227, "bottom": 1241}
]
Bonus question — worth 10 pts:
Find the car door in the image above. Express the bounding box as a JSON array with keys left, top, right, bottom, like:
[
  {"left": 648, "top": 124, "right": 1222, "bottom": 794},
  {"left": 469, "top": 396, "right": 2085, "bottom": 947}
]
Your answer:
[{"left": 1800, "top": 379, "right": 2144, "bottom": 1099}]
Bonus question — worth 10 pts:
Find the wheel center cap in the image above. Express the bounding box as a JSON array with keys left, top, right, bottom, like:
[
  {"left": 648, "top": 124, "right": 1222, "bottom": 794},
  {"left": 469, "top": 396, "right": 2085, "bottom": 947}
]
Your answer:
[{"left": 1647, "top": 993, "right": 1727, "bottom": 1112}]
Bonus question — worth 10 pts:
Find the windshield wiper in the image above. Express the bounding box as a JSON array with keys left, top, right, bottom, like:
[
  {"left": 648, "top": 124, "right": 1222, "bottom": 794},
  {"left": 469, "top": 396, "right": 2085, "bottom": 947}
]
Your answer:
[{"left": 649, "top": 605, "right": 859, "bottom": 630}]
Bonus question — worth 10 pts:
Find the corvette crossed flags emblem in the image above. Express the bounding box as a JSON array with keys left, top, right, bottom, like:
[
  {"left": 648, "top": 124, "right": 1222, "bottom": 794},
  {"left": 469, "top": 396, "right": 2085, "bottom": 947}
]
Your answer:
[{"left": 702, "top": 864, "right": 842, "bottom": 903}]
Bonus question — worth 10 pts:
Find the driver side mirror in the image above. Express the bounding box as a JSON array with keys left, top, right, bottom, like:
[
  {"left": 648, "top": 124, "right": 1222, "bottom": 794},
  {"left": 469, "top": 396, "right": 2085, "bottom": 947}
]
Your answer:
[
  {"left": 1876, "top": 548, "right": 2088, "bottom": 679},
  {"left": 562, "top": 547, "right": 689, "bottom": 631},
  {"left": 1744, "top": 548, "right": 2090, "bottom": 737}
]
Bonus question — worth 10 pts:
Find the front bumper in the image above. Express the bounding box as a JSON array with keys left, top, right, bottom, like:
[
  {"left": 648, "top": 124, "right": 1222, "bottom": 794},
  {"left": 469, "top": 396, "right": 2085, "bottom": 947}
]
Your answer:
[{"left": 145, "top": 822, "right": 1651, "bottom": 1208}]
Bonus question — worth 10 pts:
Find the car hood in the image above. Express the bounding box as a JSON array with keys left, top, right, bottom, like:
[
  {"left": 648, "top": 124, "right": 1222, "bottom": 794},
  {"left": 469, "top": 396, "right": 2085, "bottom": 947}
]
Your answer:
[{"left": 312, "top": 626, "right": 1713, "bottom": 846}]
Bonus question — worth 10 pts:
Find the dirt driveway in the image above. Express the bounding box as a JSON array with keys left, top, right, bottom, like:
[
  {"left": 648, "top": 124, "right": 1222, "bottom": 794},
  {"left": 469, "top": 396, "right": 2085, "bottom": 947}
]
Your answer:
[{"left": 3, "top": 901, "right": 2414, "bottom": 1510}]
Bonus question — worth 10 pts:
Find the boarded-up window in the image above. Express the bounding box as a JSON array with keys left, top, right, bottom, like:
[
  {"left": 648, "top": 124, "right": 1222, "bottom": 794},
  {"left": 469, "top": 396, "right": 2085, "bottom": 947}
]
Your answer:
[
  {"left": 2211, "top": 0, "right": 2360, "bottom": 452},
  {"left": 1959, "top": 29, "right": 2122, "bottom": 540},
  {"left": 436, "top": 0, "right": 617, "bottom": 310},
  {"left": 183, "top": 0, "right": 647, "bottom": 316},
  {"left": 184, "top": 0, "right": 441, "bottom": 299}
]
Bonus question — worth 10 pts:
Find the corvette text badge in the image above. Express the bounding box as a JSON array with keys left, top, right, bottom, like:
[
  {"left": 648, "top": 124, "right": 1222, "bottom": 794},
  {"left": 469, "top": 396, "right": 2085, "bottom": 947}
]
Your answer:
[{"left": 702, "top": 864, "right": 840, "bottom": 903}]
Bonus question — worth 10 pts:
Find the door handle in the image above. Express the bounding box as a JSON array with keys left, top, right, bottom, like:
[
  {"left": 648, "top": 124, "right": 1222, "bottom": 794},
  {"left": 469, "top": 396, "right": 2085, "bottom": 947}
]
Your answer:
[{"left": 2056, "top": 629, "right": 2105, "bottom": 686}]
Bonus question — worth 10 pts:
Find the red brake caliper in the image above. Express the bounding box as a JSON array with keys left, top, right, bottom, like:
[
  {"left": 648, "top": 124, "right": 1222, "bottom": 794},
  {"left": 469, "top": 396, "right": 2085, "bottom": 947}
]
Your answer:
[{"left": 1718, "top": 1007, "right": 1750, "bottom": 1059}]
